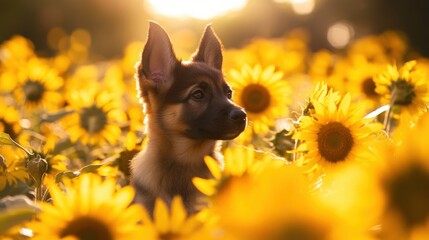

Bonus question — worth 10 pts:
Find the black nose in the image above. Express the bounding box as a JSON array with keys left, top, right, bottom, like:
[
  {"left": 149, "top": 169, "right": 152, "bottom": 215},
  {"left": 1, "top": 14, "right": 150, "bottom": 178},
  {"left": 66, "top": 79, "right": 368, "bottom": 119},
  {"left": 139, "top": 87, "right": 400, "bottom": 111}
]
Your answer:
[{"left": 229, "top": 109, "right": 247, "bottom": 122}]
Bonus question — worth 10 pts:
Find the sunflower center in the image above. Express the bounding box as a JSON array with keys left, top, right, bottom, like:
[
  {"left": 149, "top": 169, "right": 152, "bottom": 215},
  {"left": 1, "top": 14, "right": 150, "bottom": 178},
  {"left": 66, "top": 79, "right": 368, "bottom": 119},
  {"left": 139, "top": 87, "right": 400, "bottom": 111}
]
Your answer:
[
  {"left": 0, "top": 119, "right": 17, "bottom": 139},
  {"left": 317, "top": 122, "right": 354, "bottom": 163},
  {"left": 276, "top": 221, "right": 327, "bottom": 240},
  {"left": 0, "top": 156, "right": 7, "bottom": 175},
  {"left": 389, "top": 79, "right": 415, "bottom": 106},
  {"left": 159, "top": 232, "right": 182, "bottom": 240},
  {"left": 80, "top": 105, "right": 108, "bottom": 134},
  {"left": 60, "top": 216, "right": 113, "bottom": 240},
  {"left": 325, "top": 65, "right": 334, "bottom": 76},
  {"left": 241, "top": 84, "right": 271, "bottom": 113},
  {"left": 361, "top": 78, "right": 378, "bottom": 98},
  {"left": 386, "top": 163, "right": 429, "bottom": 228},
  {"left": 23, "top": 80, "right": 45, "bottom": 103}
]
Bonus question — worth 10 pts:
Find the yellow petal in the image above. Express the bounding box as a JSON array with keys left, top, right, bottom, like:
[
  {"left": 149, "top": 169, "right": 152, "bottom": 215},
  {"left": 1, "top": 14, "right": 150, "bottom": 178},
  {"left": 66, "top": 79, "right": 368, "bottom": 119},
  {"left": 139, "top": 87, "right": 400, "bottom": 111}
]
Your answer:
[
  {"left": 192, "top": 177, "right": 217, "bottom": 196},
  {"left": 154, "top": 198, "right": 170, "bottom": 233},
  {"left": 204, "top": 156, "right": 222, "bottom": 179},
  {"left": 170, "top": 196, "right": 187, "bottom": 232}
]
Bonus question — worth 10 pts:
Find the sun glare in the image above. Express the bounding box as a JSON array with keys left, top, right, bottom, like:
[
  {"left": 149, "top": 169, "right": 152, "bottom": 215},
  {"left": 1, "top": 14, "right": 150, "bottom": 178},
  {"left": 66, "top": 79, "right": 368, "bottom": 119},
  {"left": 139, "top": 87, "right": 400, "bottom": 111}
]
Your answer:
[
  {"left": 290, "top": 0, "right": 315, "bottom": 15},
  {"left": 327, "top": 21, "right": 354, "bottom": 49},
  {"left": 146, "top": 0, "right": 248, "bottom": 20}
]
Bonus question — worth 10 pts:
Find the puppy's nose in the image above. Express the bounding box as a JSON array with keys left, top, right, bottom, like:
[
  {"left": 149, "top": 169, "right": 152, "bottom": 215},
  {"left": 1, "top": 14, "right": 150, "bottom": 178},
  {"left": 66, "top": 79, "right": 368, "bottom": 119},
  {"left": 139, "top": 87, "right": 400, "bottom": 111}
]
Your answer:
[{"left": 229, "top": 109, "right": 247, "bottom": 122}]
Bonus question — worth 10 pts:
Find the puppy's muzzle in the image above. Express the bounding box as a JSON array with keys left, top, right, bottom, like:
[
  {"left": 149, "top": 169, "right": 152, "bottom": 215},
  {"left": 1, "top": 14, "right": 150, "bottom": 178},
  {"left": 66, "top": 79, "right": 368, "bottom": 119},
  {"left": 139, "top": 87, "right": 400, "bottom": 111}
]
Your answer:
[
  {"left": 229, "top": 108, "right": 247, "bottom": 125},
  {"left": 224, "top": 108, "right": 247, "bottom": 139}
]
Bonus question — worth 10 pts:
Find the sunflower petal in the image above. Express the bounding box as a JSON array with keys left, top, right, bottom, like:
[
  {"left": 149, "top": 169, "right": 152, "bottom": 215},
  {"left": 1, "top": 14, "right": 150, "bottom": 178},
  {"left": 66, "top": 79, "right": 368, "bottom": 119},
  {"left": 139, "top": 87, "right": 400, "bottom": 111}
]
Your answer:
[{"left": 204, "top": 156, "right": 222, "bottom": 179}]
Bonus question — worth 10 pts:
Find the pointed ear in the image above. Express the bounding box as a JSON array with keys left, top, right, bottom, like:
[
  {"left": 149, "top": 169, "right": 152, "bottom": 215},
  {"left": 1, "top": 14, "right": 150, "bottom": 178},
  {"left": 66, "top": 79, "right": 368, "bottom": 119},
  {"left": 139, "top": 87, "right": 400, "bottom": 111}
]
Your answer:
[
  {"left": 137, "top": 21, "right": 178, "bottom": 90},
  {"left": 192, "top": 25, "right": 223, "bottom": 70}
]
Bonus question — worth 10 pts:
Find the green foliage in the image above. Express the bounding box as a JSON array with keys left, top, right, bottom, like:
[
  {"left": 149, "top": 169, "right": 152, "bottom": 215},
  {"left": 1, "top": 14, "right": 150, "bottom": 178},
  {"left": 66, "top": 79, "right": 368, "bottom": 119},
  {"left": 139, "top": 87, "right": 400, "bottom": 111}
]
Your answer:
[{"left": 0, "top": 195, "right": 39, "bottom": 234}]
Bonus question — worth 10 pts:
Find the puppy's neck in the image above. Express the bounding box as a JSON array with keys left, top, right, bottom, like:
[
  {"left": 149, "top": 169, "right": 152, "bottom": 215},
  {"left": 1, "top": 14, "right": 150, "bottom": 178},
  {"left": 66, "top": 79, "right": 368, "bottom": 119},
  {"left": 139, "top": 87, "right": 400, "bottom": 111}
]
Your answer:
[{"left": 145, "top": 115, "right": 221, "bottom": 165}]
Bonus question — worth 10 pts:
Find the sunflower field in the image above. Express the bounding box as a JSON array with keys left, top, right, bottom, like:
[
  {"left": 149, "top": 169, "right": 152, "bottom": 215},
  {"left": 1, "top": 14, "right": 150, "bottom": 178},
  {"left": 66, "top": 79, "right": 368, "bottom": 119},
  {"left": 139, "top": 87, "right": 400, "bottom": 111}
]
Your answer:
[{"left": 2, "top": 2, "right": 429, "bottom": 240}]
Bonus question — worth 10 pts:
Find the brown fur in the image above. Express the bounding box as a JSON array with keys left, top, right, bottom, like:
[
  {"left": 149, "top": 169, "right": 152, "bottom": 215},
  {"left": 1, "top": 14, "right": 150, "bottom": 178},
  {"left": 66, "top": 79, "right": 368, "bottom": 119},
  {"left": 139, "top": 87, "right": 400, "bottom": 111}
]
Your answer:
[{"left": 131, "top": 21, "right": 246, "bottom": 215}]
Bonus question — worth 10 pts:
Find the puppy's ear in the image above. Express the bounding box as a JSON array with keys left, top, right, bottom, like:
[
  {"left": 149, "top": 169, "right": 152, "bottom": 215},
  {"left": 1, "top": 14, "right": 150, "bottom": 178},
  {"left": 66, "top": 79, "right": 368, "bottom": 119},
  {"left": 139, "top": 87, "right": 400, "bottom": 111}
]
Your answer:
[
  {"left": 137, "top": 21, "right": 178, "bottom": 92},
  {"left": 192, "top": 25, "right": 223, "bottom": 70}
]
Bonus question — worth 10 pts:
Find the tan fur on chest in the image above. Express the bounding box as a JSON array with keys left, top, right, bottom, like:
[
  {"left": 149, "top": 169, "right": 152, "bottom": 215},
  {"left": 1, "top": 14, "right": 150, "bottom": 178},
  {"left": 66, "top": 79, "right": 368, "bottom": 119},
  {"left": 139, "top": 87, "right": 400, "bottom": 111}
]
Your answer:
[{"left": 131, "top": 137, "right": 216, "bottom": 211}]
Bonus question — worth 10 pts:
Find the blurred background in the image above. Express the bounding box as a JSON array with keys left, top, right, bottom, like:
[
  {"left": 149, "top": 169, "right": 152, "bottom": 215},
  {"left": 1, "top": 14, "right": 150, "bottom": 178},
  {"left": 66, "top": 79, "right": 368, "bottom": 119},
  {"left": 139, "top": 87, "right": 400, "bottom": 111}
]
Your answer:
[{"left": 1, "top": 0, "right": 428, "bottom": 59}]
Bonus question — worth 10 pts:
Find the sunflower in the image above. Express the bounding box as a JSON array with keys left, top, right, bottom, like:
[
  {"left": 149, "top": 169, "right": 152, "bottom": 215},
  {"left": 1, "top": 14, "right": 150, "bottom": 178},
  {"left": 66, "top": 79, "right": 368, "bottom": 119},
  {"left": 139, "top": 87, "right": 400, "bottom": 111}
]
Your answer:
[
  {"left": 345, "top": 55, "right": 385, "bottom": 111},
  {"left": 302, "top": 81, "right": 341, "bottom": 117},
  {"left": 13, "top": 131, "right": 68, "bottom": 179},
  {"left": 318, "top": 164, "right": 385, "bottom": 234},
  {"left": 0, "top": 36, "right": 35, "bottom": 92},
  {"left": 194, "top": 146, "right": 356, "bottom": 239},
  {"left": 120, "top": 41, "right": 145, "bottom": 77},
  {"left": 347, "top": 35, "right": 389, "bottom": 64},
  {"left": 228, "top": 64, "right": 291, "bottom": 143},
  {"left": 374, "top": 60, "right": 429, "bottom": 118},
  {"left": 0, "top": 147, "right": 29, "bottom": 191},
  {"left": 140, "top": 196, "right": 210, "bottom": 240},
  {"left": 378, "top": 31, "right": 408, "bottom": 62},
  {"left": 30, "top": 173, "right": 146, "bottom": 240},
  {"left": 62, "top": 90, "right": 126, "bottom": 146},
  {"left": 378, "top": 112, "right": 429, "bottom": 239},
  {"left": 0, "top": 35, "right": 35, "bottom": 64},
  {"left": 294, "top": 88, "right": 382, "bottom": 170},
  {"left": 12, "top": 58, "right": 64, "bottom": 110},
  {"left": 193, "top": 145, "right": 285, "bottom": 198},
  {"left": 124, "top": 105, "right": 146, "bottom": 151},
  {"left": 0, "top": 99, "right": 22, "bottom": 138},
  {"left": 64, "top": 65, "right": 100, "bottom": 94},
  {"left": 309, "top": 50, "right": 348, "bottom": 92}
]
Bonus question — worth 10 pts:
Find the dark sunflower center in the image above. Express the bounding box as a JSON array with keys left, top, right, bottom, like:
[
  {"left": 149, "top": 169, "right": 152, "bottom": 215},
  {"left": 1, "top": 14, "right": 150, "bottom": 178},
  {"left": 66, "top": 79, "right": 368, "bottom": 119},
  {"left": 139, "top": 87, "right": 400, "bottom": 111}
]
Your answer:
[
  {"left": 386, "top": 163, "right": 429, "bottom": 228},
  {"left": 317, "top": 122, "right": 354, "bottom": 163},
  {"left": 60, "top": 216, "right": 113, "bottom": 240},
  {"left": 0, "top": 119, "right": 18, "bottom": 139},
  {"left": 0, "top": 155, "right": 7, "bottom": 175},
  {"left": 159, "top": 232, "right": 182, "bottom": 240},
  {"left": 275, "top": 221, "right": 327, "bottom": 240},
  {"left": 389, "top": 79, "right": 415, "bottom": 106},
  {"left": 23, "top": 80, "right": 45, "bottom": 103},
  {"left": 80, "top": 105, "right": 108, "bottom": 134},
  {"left": 325, "top": 65, "right": 334, "bottom": 76},
  {"left": 361, "top": 78, "right": 378, "bottom": 98},
  {"left": 241, "top": 84, "right": 271, "bottom": 113}
]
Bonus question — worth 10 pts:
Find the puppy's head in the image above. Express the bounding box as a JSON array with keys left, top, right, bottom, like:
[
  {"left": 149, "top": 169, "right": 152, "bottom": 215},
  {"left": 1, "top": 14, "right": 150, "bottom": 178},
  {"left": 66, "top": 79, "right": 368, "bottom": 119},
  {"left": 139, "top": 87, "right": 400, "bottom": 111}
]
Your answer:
[{"left": 137, "top": 21, "right": 246, "bottom": 140}]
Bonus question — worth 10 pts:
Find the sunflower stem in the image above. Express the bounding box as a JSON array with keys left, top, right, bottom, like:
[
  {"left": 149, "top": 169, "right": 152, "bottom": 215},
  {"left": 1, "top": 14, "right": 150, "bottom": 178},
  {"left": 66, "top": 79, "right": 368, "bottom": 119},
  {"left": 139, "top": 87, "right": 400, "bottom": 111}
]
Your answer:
[
  {"left": 292, "top": 139, "right": 299, "bottom": 161},
  {"left": 383, "top": 105, "right": 393, "bottom": 133},
  {"left": 35, "top": 184, "right": 43, "bottom": 202},
  {"left": 383, "top": 88, "right": 397, "bottom": 135}
]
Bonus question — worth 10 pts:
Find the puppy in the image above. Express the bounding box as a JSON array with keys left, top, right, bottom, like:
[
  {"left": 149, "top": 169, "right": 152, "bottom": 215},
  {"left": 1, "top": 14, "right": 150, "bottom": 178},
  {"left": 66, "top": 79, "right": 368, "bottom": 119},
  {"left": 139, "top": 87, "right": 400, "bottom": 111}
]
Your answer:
[{"left": 131, "top": 21, "right": 247, "bottom": 215}]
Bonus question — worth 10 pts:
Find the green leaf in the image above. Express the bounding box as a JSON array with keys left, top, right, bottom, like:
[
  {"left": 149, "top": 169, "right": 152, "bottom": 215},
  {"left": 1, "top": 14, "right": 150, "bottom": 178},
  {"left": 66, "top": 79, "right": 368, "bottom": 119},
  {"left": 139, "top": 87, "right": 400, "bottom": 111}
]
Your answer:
[
  {"left": 0, "top": 132, "right": 33, "bottom": 156},
  {"left": 0, "top": 132, "right": 17, "bottom": 146},
  {"left": 55, "top": 163, "right": 105, "bottom": 183},
  {"left": 80, "top": 163, "right": 104, "bottom": 173},
  {"left": 0, "top": 195, "right": 39, "bottom": 234},
  {"left": 55, "top": 171, "right": 79, "bottom": 183},
  {"left": 41, "top": 110, "right": 74, "bottom": 123}
]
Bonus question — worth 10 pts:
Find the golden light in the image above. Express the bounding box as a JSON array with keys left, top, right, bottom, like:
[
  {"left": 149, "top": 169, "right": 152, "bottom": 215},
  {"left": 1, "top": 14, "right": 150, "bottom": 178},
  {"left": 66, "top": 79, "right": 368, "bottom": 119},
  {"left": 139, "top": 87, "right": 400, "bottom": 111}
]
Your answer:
[
  {"left": 273, "top": 0, "right": 315, "bottom": 15},
  {"left": 146, "top": 0, "right": 248, "bottom": 20},
  {"left": 327, "top": 21, "right": 354, "bottom": 49},
  {"left": 290, "top": 0, "right": 315, "bottom": 15}
]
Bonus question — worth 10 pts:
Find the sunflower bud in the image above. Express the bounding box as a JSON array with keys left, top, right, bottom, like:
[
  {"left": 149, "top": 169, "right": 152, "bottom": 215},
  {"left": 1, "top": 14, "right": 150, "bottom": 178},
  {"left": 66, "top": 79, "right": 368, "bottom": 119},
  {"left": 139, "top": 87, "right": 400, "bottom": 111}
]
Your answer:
[{"left": 27, "top": 154, "right": 48, "bottom": 187}]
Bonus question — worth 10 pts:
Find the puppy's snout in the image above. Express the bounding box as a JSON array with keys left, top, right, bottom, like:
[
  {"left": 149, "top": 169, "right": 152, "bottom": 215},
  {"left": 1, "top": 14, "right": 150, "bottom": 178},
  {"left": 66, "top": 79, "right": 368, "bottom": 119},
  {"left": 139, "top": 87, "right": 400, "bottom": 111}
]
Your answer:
[{"left": 229, "top": 109, "right": 247, "bottom": 122}]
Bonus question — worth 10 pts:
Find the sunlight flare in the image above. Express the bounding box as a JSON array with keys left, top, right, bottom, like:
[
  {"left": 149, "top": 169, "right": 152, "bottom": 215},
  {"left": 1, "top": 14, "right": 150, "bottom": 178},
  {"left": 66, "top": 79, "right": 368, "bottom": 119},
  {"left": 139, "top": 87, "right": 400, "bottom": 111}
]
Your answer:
[{"left": 146, "top": 0, "right": 248, "bottom": 19}]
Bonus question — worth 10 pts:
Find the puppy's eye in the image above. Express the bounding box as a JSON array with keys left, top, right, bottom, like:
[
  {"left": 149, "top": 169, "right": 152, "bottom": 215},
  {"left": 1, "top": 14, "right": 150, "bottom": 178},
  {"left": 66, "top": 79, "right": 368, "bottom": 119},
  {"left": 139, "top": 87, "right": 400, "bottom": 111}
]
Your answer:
[
  {"left": 191, "top": 90, "right": 205, "bottom": 100},
  {"left": 227, "top": 90, "right": 233, "bottom": 99}
]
